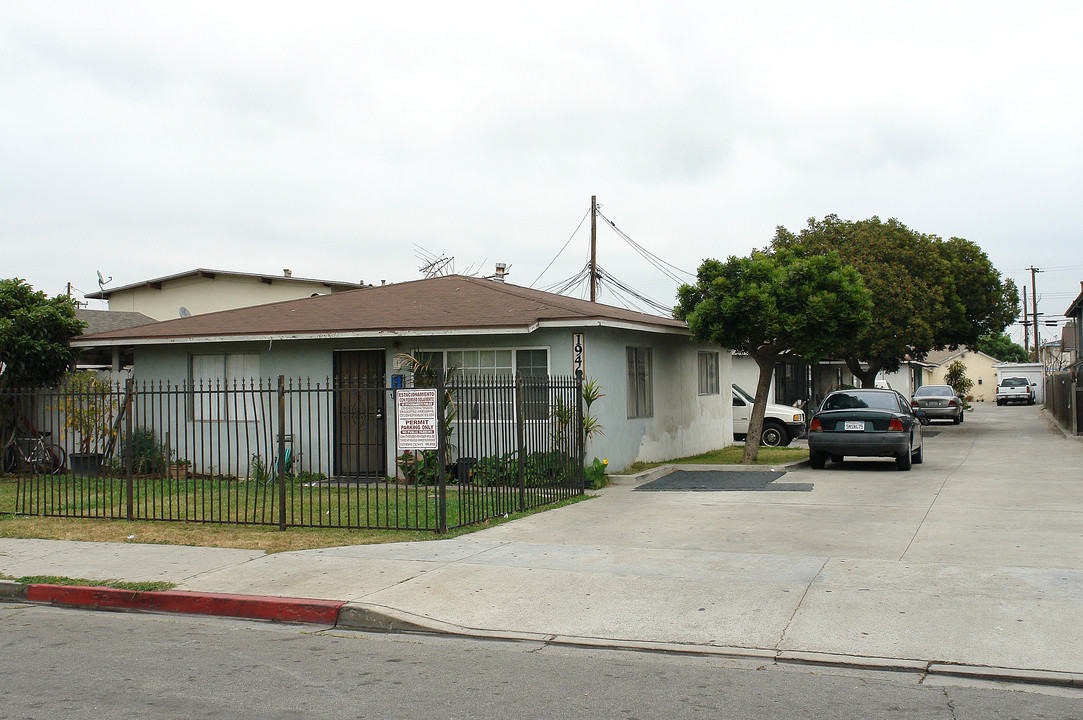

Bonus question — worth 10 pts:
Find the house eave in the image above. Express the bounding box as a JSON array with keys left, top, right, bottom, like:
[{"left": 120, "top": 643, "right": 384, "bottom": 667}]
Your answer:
[{"left": 72, "top": 318, "right": 688, "bottom": 348}]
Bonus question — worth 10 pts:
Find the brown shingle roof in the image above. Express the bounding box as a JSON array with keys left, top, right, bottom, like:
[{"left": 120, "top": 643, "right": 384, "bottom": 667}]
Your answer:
[
  {"left": 73, "top": 275, "right": 686, "bottom": 345},
  {"left": 75, "top": 309, "right": 156, "bottom": 335}
]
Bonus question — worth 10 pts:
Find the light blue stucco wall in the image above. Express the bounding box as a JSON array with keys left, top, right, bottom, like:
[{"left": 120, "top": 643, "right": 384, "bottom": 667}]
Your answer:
[{"left": 131, "top": 326, "right": 734, "bottom": 474}]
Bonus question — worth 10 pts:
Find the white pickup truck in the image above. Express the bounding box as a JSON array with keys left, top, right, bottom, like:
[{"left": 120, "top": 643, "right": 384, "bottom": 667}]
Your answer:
[
  {"left": 731, "top": 384, "right": 806, "bottom": 447},
  {"left": 995, "top": 377, "right": 1035, "bottom": 406}
]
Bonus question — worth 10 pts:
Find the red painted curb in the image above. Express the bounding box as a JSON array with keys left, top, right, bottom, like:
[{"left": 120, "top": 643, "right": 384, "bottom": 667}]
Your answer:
[{"left": 26, "top": 585, "right": 345, "bottom": 625}]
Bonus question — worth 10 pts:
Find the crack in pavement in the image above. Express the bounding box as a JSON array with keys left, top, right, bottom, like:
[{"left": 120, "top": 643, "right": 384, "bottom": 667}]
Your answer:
[
  {"left": 897, "top": 412, "right": 985, "bottom": 563},
  {"left": 774, "top": 557, "right": 829, "bottom": 651}
]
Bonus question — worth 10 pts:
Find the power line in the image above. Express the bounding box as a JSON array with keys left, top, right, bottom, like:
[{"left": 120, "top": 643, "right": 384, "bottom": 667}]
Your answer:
[
  {"left": 530, "top": 208, "right": 591, "bottom": 288},
  {"left": 595, "top": 209, "right": 694, "bottom": 284}
]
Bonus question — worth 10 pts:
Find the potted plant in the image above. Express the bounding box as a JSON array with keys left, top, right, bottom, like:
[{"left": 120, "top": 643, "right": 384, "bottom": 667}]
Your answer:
[{"left": 60, "top": 371, "right": 119, "bottom": 477}]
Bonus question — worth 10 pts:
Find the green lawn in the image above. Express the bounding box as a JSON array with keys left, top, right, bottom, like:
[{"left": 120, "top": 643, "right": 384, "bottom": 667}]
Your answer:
[
  {"left": 0, "top": 474, "right": 588, "bottom": 552},
  {"left": 623, "top": 445, "right": 808, "bottom": 474}
]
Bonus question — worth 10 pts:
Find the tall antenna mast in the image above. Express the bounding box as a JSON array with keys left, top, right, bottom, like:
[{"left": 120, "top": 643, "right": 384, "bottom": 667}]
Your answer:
[{"left": 590, "top": 195, "right": 598, "bottom": 302}]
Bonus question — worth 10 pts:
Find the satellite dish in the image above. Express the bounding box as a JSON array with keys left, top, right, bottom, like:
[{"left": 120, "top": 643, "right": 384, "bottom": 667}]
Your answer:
[
  {"left": 96, "top": 270, "right": 112, "bottom": 292},
  {"left": 178, "top": 307, "right": 191, "bottom": 318}
]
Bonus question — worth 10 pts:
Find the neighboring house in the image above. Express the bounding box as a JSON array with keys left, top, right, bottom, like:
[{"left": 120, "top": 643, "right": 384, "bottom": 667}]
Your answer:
[
  {"left": 1061, "top": 321, "right": 1078, "bottom": 368},
  {"left": 875, "top": 359, "right": 931, "bottom": 399},
  {"left": 73, "top": 275, "right": 732, "bottom": 472},
  {"left": 73, "top": 309, "right": 156, "bottom": 376},
  {"left": 1065, "top": 283, "right": 1083, "bottom": 370},
  {"left": 1040, "top": 339, "right": 1072, "bottom": 372},
  {"left": 85, "top": 268, "right": 365, "bottom": 321},
  {"left": 731, "top": 354, "right": 779, "bottom": 404},
  {"left": 924, "top": 348, "right": 1000, "bottom": 402}
]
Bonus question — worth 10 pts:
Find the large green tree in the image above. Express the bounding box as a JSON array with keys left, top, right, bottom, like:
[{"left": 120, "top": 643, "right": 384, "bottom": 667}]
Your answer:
[
  {"left": 676, "top": 247, "right": 871, "bottom": 462},
  {"left": 771, "top": 215, "right": 1018, "bottom": 387},
  {"left": 975, "top": 332, "right": 1029, "bottom": 363},
  {"left": 0, "top": 278, "right": 84, "bottom": 391}
]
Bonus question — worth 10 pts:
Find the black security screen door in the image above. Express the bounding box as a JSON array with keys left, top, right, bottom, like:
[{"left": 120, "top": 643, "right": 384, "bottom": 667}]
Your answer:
[{"left": 334, "top": 350, "right": 386, "bottom": 478}]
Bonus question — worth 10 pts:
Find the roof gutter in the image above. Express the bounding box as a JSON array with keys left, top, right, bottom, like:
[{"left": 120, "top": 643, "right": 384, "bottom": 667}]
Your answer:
[{"left": 71, "top": 318, "right": 688, "bottom": 348}]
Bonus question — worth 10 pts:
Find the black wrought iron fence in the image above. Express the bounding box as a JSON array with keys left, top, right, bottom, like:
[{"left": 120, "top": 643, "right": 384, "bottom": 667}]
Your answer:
[{"left": 1, "top": 373, "right": 584, "bottom": 532}]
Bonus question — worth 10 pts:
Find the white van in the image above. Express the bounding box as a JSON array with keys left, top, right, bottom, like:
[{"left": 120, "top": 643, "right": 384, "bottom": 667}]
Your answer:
[{"left": 731, "top": 384, "right": 806, "bottom": 447}]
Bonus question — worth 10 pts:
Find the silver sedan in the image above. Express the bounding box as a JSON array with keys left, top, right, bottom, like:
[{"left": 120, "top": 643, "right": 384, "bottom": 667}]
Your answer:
[{"left": 910, "top": 385, "right": 964, "bottom": 424}]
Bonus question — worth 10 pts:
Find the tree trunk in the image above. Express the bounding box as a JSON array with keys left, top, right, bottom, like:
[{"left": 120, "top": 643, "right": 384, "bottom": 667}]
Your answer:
[
  {"left": 743, "top": 352, "right": 779, "bottom": 464},
  {"left": 845, "top": 358, "right": 882, "bottom": 389}
]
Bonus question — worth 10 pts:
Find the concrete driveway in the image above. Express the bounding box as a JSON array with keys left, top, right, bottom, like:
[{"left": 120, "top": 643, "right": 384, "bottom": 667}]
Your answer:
[
  {"left": 487, "top": 403, "right": 1082, "bottom": 569},
  {"left": 420, "top": 402, "right": 1083, "bottom": 673}
]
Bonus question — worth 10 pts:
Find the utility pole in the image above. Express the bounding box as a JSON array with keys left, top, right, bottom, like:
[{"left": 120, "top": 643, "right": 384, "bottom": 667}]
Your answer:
[
  {"left": 1028, "top": 266, "right": 1041, "bottom": 360},
  {"left": 1022, "top": 286, "right": 1029, "bottom": 355},
  {"left": 589, "top": 195, "right": 598, "bottom": 303}
]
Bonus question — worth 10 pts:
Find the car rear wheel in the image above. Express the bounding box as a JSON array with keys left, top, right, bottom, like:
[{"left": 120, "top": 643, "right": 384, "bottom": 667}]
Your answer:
[
  {"left": 911, "top": 441, "right": 923, "bottom": 465},
  {"left": 809, "top": 450, "right": 826, "bottom": 469},
  {"left": 896, "top": 442, "right": 913, "bottom": 471},
  {"left": 760, "top": 422, "right": 789, "bottom": 447},
  {"left": 953, "top": 413, "right": 961, "bottom": 425}
]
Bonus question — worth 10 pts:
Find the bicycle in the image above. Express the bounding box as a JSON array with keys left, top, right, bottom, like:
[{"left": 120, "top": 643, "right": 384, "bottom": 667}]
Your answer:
[{"left": 2, "top": 431, "right": 67, "bottom": 475}]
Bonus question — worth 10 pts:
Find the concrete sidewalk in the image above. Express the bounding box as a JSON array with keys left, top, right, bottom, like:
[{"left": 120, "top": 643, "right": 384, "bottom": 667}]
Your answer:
[{"left": 3, "top": 404, "right": 1082, "bottom": 687}]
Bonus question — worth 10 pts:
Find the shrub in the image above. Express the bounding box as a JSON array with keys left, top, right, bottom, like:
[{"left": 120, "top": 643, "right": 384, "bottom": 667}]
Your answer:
[{"left": 126, "top": 427, "right": 170, "bottom": 475}]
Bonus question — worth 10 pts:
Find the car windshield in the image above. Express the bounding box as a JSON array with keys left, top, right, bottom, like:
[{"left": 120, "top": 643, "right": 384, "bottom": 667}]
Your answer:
[
  {"left": 822, "top": 391, "right": 899, "bottom": 412},
  {"left": 1001, "top": 378, "right": 1028, "bottom": 387},
  {"left": 915, "top": 386, "right": 954, "bottom": 397},
  {"left": 732, "top": 384, "right": 753, "bottom": 402}
]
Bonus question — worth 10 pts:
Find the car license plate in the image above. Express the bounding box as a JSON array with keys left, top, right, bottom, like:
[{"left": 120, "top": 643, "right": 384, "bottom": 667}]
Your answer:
[{"left": 844, "top": 420, "right": 865, "bottom": 431}]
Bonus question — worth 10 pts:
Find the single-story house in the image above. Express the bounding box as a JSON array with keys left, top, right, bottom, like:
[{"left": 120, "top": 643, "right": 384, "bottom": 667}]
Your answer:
[
  {"left": 923, "top": 348, "right": 1001, "bottom": 403},
  {"left": 85, "top": 268, "right": 365, "bottom": 321},
  {"left": 73, "top": 275, "right": 733, "bottom": 473}
]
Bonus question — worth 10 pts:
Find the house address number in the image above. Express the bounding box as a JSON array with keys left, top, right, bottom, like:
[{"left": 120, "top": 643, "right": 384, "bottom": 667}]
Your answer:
[{"left": 573, "top": 333, "right": 585, "bottom": 376}]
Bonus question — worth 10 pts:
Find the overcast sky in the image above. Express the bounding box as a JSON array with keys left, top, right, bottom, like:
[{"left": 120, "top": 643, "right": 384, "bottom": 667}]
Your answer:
[{"left": 3, "top": 1, "right": 1080, "bottom": 346}]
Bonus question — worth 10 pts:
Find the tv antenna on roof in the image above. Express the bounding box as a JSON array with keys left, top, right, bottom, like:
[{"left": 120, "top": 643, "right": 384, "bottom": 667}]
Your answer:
[{"left": 96, "top": 270, "right": 112, "bottom": 292}]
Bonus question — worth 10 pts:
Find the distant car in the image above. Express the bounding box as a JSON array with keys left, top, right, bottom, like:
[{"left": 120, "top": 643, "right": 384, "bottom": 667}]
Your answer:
[
  {"left": 731, "top": 384, "right": 806, "bottom": 447},
  {"left": 995, "top": 377, "right": 1035, "bottom": 406},
  {"left": 808, "top": 388, "right": 928, "bottom": 471},
  {"left": 911, "top": 385, "right": 964, "bottom": 424}
]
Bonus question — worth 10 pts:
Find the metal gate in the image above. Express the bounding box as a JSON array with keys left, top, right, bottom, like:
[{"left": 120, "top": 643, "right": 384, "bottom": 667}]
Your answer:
[{"left": 333, "top": 351, "right": 386, "bottom": 477}]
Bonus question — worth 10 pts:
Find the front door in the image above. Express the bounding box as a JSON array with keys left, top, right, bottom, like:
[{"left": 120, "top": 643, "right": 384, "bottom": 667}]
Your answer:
[{"left": 334, "top": 350, "right": 386, "bottom": 477}]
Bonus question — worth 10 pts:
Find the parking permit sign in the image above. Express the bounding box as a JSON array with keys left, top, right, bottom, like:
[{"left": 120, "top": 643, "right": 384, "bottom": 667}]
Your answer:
[{"left": 397, "top": 388, "right": 438, "bottom": 450}]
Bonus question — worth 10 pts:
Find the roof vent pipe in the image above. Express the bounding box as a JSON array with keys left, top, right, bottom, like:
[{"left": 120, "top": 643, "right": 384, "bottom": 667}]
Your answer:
[
  {"left": 494, "top": 263, "right": 507, "bottom": 282},
  {"left": 283, "top": 269, "right": 292, "bottom": 277}
]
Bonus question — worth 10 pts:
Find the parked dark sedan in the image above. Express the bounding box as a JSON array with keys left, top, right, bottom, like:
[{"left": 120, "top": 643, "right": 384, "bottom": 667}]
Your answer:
[
  {"left": 910, "top": 384, "right": 964, "bottom": 424},
  {"left": 808, "top": 388, "right": 928, "bottom": 471}
]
